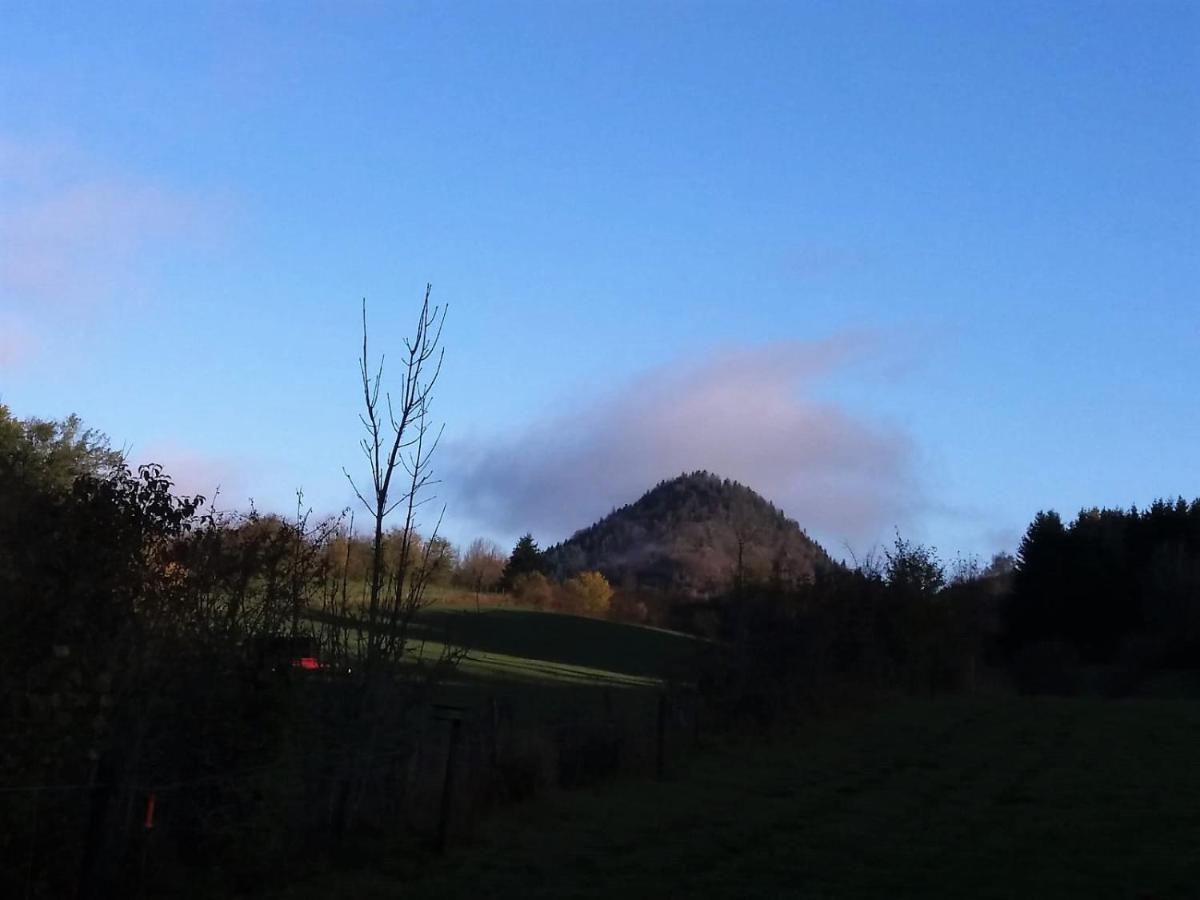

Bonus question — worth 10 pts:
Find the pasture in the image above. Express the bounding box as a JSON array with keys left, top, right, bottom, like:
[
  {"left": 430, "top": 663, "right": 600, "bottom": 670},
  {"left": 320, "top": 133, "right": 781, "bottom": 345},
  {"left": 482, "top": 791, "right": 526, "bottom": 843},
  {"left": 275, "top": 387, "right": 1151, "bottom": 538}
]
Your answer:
[
  {"left": 408, "top": 606, "right": 699, "bottom": 687},
  {"left": 281, "top": 697, "right": 1200, "bottom": 899},
  {"left": 308, "top": 596, "right": 700, "bottom": 690}
]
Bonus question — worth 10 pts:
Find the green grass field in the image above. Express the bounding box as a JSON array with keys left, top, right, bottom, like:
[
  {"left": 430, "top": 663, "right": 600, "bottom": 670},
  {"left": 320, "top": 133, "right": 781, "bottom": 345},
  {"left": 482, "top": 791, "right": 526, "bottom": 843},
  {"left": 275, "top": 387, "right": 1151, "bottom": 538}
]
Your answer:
[
  {"left": 306, "top": 600, "right": 701, "bottom": 732},
  {"left": 408, "top": 607, "right": 699, "bottom": 687},
  {"left": 282, "top": 696, "right": 1200, "bottom": 899},
  {"left": 311, "top": 595, "right": 701, "bottom": 689}
]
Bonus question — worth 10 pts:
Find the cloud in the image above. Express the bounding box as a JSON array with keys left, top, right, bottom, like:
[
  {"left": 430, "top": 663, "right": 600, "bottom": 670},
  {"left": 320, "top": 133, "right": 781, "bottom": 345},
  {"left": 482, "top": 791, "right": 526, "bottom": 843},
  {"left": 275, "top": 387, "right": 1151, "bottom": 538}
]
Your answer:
[
  {"left": 0, "top": 136, "right": 213, "bottom": 312},
  {"left": 446, "top": 334, "right": 919, "bottom": 551}
]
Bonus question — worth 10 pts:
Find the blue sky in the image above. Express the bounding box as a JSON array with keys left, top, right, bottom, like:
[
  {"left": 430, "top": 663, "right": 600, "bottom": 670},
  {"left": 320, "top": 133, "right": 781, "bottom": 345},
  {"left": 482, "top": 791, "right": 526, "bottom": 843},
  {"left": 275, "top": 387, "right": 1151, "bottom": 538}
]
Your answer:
[{"left": 1, "top": 1, "right": 1197, "bottom": 561}]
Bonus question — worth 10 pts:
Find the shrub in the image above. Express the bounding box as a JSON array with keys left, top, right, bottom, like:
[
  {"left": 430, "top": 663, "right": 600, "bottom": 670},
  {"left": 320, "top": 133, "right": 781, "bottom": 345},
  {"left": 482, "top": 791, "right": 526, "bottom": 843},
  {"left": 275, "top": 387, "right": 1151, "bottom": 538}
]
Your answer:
[
  {"left": 510, "top": 571, "right": 554, "bottom": 609},
  {"left": 562, "top": 571, "right": 613, "bottom": 616}
]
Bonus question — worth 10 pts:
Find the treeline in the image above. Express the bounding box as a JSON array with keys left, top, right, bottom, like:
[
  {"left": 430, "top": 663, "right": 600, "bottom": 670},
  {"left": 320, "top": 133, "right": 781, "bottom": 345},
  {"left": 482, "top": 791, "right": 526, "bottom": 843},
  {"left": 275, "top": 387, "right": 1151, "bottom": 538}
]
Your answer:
[
  {"left": 494, "top": 534, "right": 645, "bottom": 621},
  {"left": 1005, "top": 500, "right": 1200, "bottom": 689},
  {"left": 691, "top": 536, "right": 1010, "bottom": 726},
  {"left": 256, "top": 525, "right": 504, "bottom": 598},
  {"left": 698, "top": 496, "right": 1200, "bottom": 724}
]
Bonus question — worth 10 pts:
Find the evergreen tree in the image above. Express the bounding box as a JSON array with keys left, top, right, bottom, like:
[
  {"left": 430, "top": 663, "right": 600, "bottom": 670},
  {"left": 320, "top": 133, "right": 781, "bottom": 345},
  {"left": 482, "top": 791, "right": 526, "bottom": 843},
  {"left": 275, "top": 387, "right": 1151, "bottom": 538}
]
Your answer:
[
  {"left": 1004, "top": 501, "right": 1200, "bottom": 664},
  {"left": 501, "top": 533, "right": 545, "bottom": 589}
]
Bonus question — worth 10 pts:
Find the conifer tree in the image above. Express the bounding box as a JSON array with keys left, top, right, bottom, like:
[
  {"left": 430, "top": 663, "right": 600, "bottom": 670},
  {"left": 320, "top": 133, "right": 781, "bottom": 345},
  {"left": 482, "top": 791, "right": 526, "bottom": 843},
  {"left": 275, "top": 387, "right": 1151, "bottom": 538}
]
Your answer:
[{"left": 501, "top": 533, "right": 545, "bottom": 589}]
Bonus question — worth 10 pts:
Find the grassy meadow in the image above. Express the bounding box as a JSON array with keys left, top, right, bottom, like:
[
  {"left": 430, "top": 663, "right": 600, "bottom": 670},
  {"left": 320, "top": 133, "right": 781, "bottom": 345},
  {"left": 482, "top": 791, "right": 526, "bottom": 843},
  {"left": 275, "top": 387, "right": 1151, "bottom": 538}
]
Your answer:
[
  {"left": 311, "top": 584, "right": 700, "bottom": 689},
  {"left": 304, "top": 598, "right": 703, "bottom": 767},
  {"left": 408, "top": 606, "right": 699, "bottom": 687},
  {"left": 281, "top": 696, "right": 1200, "bottom": 899}
]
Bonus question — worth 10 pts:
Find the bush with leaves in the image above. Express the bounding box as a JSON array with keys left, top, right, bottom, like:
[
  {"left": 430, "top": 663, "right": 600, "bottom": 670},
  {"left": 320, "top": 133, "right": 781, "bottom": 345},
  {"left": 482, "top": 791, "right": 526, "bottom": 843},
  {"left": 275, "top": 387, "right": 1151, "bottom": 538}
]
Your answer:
[
  {"left": 562, "top": 571, "right": 613, "bottom": 616},
  {"left": 510, "top": 571, "right": 555, "bottom": 609}
]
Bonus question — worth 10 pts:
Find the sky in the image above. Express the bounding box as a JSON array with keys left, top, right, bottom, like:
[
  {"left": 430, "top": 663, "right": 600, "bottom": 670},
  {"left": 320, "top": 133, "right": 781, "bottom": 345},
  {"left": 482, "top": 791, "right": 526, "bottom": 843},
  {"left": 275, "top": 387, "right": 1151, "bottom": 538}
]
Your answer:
[{"left": 1, "top": 1, "right": 1197, "bottom": 562}]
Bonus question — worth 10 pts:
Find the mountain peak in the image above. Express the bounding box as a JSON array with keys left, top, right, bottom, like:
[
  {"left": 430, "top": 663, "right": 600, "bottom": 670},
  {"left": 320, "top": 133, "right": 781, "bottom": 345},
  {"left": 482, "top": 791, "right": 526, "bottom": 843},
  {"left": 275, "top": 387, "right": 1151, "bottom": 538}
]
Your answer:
[{"left": 544, "top": 472, "right": 830, "bottom": 598}]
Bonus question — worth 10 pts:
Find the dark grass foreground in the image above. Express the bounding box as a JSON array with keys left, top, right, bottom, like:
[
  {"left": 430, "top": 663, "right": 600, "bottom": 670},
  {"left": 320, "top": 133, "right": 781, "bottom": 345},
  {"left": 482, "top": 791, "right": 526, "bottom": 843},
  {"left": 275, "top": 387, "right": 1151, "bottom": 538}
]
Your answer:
[{"left": 278, "top": 697, "right": 1200, "bottom": 900}]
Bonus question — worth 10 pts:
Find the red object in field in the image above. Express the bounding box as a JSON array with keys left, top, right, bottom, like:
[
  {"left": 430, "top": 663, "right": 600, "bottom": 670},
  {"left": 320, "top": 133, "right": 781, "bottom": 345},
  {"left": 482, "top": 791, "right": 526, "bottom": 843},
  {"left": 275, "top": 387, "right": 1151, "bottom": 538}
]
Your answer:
[
  {"left": 293, "top": 656, "right": 320, "bottom": 670},
  {"left": 144, "top": 792, "right": 156, "bottom": 830}
]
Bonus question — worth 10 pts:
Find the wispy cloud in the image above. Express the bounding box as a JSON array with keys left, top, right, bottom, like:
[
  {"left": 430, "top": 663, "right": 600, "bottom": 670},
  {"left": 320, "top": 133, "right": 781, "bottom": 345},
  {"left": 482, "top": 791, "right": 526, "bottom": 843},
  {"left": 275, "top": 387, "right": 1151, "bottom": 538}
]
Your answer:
[
  {"left": 446, "top": 334, "right": 919, "bottom": 551},
  {"left": 0, "top": 136, "right": 216, "bottom": 315}
]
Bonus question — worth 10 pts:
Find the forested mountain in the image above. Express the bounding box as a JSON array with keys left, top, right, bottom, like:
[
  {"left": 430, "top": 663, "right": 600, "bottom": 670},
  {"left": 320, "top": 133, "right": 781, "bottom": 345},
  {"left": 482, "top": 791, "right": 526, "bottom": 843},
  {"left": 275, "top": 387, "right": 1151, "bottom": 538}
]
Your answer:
[{"left": 543, "top": 471, "right": 833, "bottom": 598}]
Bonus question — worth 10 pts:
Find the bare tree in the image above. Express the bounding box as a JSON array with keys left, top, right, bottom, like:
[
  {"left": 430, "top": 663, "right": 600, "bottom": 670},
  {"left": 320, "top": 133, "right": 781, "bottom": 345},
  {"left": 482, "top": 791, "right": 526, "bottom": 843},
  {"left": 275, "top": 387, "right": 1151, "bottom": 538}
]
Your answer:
[
  {"left": 457, "top": 537, "right": 506, "bottom": 609},
  {"left": 343, "top": 285, "right": 449, "bottom": 672},
  {"left": 332, "top": 285, "right": 465, "bottom": 835}
]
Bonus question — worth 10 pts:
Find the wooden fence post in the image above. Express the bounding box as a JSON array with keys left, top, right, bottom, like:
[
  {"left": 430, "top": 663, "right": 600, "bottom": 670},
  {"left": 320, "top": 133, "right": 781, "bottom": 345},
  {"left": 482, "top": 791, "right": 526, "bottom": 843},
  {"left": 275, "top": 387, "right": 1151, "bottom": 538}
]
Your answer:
[
  {"left": 489, "top": 696, "right": 499, "bottom": 768},
  {"left": 433, "top": 704, "right": 466, "bottom": 853},
  {"left": 655, "top": 694, "right": 667, "bottom": 780}
]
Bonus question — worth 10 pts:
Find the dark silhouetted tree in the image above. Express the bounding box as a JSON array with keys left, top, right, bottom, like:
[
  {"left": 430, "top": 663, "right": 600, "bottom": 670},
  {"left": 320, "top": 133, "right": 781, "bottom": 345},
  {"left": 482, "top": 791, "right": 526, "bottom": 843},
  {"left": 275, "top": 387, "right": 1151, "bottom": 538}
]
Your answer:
[
  {"left": 1004, "top": 500, "right": 1200, "bottom": 667},
  {"left": 501, "top": 533, "right": 545, "bottom": 589}
]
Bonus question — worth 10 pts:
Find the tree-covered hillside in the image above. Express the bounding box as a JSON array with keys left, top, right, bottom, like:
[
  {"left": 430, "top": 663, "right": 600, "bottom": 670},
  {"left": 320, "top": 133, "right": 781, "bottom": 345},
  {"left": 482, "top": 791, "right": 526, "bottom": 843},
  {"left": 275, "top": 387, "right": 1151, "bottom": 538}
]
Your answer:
[{"left": 543, "top": 471, "right": 833, "bottom": 598}]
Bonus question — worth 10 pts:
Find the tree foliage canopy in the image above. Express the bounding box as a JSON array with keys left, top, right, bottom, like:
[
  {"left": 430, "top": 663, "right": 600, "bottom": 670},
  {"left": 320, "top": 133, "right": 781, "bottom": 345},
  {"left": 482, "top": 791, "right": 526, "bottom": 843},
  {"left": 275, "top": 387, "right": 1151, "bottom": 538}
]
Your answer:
[{"left": 0, "top": 404, "right": 124, "bottom": 492}]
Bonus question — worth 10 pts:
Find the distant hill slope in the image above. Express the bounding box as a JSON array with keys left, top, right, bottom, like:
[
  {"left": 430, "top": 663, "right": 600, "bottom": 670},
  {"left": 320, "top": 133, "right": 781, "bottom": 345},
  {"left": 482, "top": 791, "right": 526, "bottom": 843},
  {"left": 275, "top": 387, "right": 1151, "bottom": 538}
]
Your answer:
[{"left": 543, "top": 471, "right": 833, "bottom": 598}]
